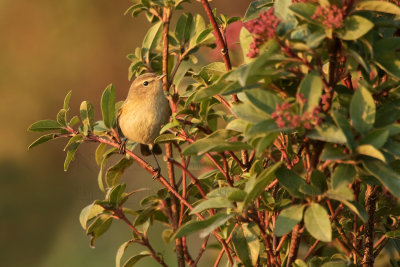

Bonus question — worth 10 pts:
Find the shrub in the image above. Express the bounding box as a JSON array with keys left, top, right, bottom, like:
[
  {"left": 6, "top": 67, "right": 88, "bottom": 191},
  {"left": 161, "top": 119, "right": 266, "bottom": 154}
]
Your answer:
[{"left": 28, "top": 0, "right": 400, "bottom": 266}]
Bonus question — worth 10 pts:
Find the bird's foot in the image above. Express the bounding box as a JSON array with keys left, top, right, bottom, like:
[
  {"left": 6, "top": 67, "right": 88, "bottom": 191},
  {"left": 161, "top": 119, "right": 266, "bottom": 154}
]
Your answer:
[
  {"left": 118, "top": 138, "right": 127, "bottom": 154},
  {"left": 152, "top": 168, "right": 161, "bottom": 180}
]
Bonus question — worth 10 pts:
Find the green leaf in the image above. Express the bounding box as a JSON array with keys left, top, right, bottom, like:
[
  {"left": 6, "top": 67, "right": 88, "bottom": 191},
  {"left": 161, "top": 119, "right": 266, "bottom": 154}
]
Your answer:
[
  {"left": 350, "top": 86, "right": 375, "bottom": 135},
  {"left": 106, "top": 158, "right": 134, "bottom": 187},
  {"left": 80, "top": 101, "right": 95, "bottom": 133},
  {"left": 298, "top": 71, "right": 323, "bottom": 114},
  {"left": 243, "top": 162, "right": 282, "bottom": 209},
  {"left": 243, "top": 0, "right": 270, "bottom": 22},
  {"left": 304, "top": 203, "right": 332, "bottom": 242},
  {"left": 28, "top": 133, "right": 57, "bottom": 150},
  {"left": 290, "top": 3, "right": 317, "bottom": 22},
  {"left": 95, "top": 143, "right": 108, "bottom": 166},
  {"left": 276, "top": 167, "right": 311, "bottom": 198},
  {"left": 331, "top": 111, "right": 355, "bottom": 149},
  {"left": 337, "top": 15, "right": 374, "bottom": 41},
  {"left": 182, "top": 130, "right": 250, "bottom": 155},
  {"left": 240, "top": 27, "right": 253, "bottom": 63},
  {"left": 190, "top": 198, "right": 234, "bottom": 214},
  {"left": 64, "top": 134, "right": 83, "bottom": 151},
  {"left": 141, "top": 21, "right": 162, "bottom": 61},
  {"left": 28, "top": 120, "right": 62, "bottom": 132},
  {"left": 116, "top": 240, "right": 133, "bottom": 267},
  {"left": 107, "top": 184, "right": 127, "bottom": 206},
  {"left": 201, "top": 62, "right": 226, "bottom": 76},
  {"left": 174, "top": 213, "right": 234, "bottom": 238},
  {"left": 232, "top": 224, "right": 260, "bottom": 267},
  {"left": 231, "top": 101, "right": 270, "bottom": 123},
  {"left": 356, "top": 144, "right": 386, "bottom": 162},
  {"left": 355, "top": 1, "right": 400, "bottom": 16},
  {"left": 307, "top": 123, "right": 347, "bottom": 144},
  {"left": 123, "top": 252, "right": 151, "bottom": 267},
  {"left": 79, "top": 203, "right": 105, "bottom": 230},
  {"left": 63, "top": 90, "right": 72, "bottom": 110},
  {"left": 57, "top": 109, "right": 67, "bottom": 127},
  {"left": 64, "top": 142, "right": 79, "bottom": 171},
  {"left": 154, "top": 133, "right": 185, "bottom": 144},
  {"left": 245, "top": 89, "right": 283, "bottom": 115},
  {"left": 321, "top": 262, "right": 347, "bottom": 267},
  {"left": 175, "top": 13, "right": 193, "bottom": 43},
  {"left": 362, "top": 158, "right": 400, "bottom": 198},
  {"left": 86, "top": 214, "right": 113, "bottom": 248},
  {"left": 386, "top": 230, "right": 400, "bottom": 239},
  {"left": 101, "top": 84, "right": 116, "bottom": 129},
  {"left": 274, "top": 0, "right": 292, "bottom": 21},
  {"left": 331, "top": 164, "right": 356, "bottom": 189},
  {"left": 274, "top": 205, "right": 305, "bottom": 236}
]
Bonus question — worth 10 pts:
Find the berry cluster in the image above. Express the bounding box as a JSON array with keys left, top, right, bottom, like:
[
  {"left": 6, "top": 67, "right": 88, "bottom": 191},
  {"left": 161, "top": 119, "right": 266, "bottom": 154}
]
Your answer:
[
  {"left": 271, "top": 94, "right": 322, "bottom": 130},
  {"left": 244, "top": 8, "right": 280, "bottom": 58},
  {"left": 311, "top": 5, "right": 345, "bottom": 29}
]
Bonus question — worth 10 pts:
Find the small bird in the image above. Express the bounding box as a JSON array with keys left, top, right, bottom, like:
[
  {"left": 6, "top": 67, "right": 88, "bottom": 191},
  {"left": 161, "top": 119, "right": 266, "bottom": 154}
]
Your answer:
[{"left": 118, "top": 73, "right": 171, "bottom": 171}]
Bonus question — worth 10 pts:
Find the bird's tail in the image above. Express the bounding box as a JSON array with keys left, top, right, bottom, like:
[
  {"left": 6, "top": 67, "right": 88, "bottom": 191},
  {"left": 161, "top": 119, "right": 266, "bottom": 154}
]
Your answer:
[{"left": 140, "top": 143, "right": 162, "bottom": 156}]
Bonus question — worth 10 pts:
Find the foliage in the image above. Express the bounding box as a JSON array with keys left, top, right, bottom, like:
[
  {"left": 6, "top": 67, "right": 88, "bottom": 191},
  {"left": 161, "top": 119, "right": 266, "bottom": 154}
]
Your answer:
[{"left": 28, "top": 0, "right": 400, "bottom": 266}]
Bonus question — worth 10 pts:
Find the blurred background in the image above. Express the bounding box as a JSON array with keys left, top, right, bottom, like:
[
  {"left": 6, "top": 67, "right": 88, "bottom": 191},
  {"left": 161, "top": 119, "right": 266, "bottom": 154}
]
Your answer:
[{"left": 0, "top": 0, "right": 251, "bottom": 266}]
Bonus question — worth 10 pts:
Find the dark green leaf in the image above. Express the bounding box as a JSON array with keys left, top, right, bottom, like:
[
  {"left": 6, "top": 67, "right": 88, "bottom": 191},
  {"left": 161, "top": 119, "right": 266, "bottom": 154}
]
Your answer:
[
  {"left": 245, "top": 89, "right": 283, "bottom": 115},
  {"left": 290, "top": 3, "right": 317, "bottom": 22},
  {"left": 362, "top": 158, "right": 400, "bottom": 197},
  {"left": 28, "top": 133, "right": 57, "bottom": 150},
  {"left": 174, "top": 213, "right": 234, "bottom": 238},
  {"left": 175, "top": 13, "right": 193, "bottom": 43},
  {"left": 276, "top": 167, "right": 310, "bottom": 198},
  {"left": 304, "top": 203, "right": 332, "bottom": 242},
  {"left": 63, "top": 134, "right": 83, "bottom": 151},
  {"left": 141, "top": 21, "right": 162, "bottom": 61},
  {"left": 106, "top": 157, "right": 134, "bottom": 187},
  {"left": 337, "top": 15, "right": 374, "bottom": 41},
  {"left": 331, "top": 164, "right": 356, "bottom": 189},
  {"left": 331, "top": 111, "right": 355, "bottom": 149},
  {"left": 64, "top": 142, "right": 79, "bottom": 171},
  {"left": 274, "top": 205, "right": 305, "bottom": 236},
  {"left": 231, "top": 101, "right": 270, "bottom": 123},
  {"left": 243, "top": 162, "right": 282, "bottom": 209},
  {"left": 101, "top": 84, "right": 116, "bottom": 129},
  {"left": 28, "top": 120, "right": 62, "bottom": 132},
  {"left": 232, "top": 225, "right": 254, "bottom": 267}
]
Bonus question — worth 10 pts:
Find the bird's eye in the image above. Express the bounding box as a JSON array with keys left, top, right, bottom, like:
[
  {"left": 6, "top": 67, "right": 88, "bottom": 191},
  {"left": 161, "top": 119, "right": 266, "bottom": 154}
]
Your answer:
[{"left": 143, "top": 81, "right": 149, "bottom": 86}]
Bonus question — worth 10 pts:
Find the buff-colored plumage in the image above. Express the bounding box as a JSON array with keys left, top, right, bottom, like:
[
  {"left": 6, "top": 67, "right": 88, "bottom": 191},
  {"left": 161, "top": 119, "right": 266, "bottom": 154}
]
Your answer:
[{"left": 118, "top": 73, "right": 171, "bottom": 151}]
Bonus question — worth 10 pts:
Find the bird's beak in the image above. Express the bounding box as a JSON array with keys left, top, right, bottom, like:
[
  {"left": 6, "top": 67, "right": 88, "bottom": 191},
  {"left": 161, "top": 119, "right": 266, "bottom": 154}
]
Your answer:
[{"left": 157, "top": 74, "right": 167, "bottom": 80}]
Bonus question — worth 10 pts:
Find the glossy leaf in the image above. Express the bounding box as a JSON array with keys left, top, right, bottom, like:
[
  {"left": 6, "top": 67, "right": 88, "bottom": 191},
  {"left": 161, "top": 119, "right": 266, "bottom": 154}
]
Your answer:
[
  {"left": 355, "top": 1, "right": 400, "bottom": 15},
  {"left": 307, "top": 123, "right": 347, "bottom": 144},
  {"left": 331, "top": 164, "right": 356, "bottom": 189},
  {"left": 356, "top": 145, "right": 386, "bottom": 162},
  {"left": 304, "top": 203, "right": 332, "bottom": 242}
]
